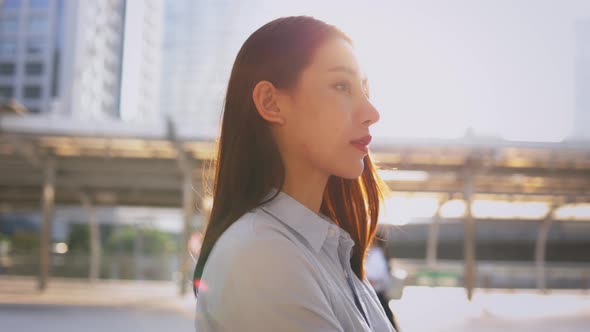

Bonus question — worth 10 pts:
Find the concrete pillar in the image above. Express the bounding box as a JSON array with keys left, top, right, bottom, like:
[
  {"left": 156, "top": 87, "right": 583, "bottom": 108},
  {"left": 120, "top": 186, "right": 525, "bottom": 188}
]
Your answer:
[
  {"left": 535, "top": 206, "right": 555, "bottom": 292},
  {"left": 426, "top": 201, "right": 442, "bottom": 268},
  {"left": 167, "top": 118, "right": 197, "bottom": 295},
  {"left": 80, "top": 192, "right": 102, "bottom": 282},
  {"left": 179, "top": 169, "right": 195, "bottom": 295},
  {"left": 463, "top": 171, "right": 476, "bottom": 300},
  {"left": 38, "top": 157, "right": 55, "bottom": 291},
  {"left": 134, "top": 225, "right": 144, "bottom": 280}
]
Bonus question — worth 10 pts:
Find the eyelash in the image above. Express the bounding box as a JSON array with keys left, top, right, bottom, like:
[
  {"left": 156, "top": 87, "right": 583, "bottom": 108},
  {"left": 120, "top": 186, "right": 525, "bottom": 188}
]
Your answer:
[
  {"left": 334, "top": 82, "right": 352, "bottom": 94},
  {"left": 333, "top": 81, "right": 370, "bottom": 98}
]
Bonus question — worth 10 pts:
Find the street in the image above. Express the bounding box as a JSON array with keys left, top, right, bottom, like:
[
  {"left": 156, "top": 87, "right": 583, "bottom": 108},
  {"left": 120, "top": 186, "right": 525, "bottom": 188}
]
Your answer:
[
  {"left": 390, "top": 286, "right": 590, "bottom": 332},
  {"left": 0, "top": 304, "right": 193, "bottom": 332},
  {"left": 1, "top": 278, "right": 589, "bottom": 332}
]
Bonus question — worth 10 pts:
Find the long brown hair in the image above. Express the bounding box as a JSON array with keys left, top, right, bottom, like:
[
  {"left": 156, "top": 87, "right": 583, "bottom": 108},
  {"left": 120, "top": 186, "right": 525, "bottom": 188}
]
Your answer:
[{"left": 193, "top": 16, "right": 390, "bottom": 296}]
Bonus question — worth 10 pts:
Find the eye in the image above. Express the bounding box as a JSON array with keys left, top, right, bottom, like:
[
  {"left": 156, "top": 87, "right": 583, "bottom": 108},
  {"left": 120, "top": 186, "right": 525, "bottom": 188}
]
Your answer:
[{"left": 334, "top": 81, "right": 352, "bottom": 94}]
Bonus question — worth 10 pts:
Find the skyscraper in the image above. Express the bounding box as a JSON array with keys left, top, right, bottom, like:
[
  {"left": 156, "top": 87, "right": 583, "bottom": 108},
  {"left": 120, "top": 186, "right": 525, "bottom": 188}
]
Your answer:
[
  {"left": 0, "top": 0, "right": 163, "bottom": 122},
  {"left": 57, "top": 0, "right": 127, "bottom": 119},
  {"left": 160, "top": 0, "right": 248, "bottom": 136},
  {"left": 119, "top": 0, "right": 163, "bottom": 123},
  {"left": 574, "top": 19, "right": 590, "bottom": 139},
  {"left": 0, "top": 0, "right": 66, "bottom": 115}
]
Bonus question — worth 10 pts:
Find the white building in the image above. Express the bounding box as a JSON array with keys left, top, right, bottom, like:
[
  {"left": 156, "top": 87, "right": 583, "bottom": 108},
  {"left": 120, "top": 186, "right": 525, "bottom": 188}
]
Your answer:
[
  {"left": 160, "top": 0, "right": 248, "bottom": 136},
  {"left": 0, "top": 0, "right": 163, "bottom": 122},
  {"left": 119, "top": 0, "right": 163, "bottom": 124}
]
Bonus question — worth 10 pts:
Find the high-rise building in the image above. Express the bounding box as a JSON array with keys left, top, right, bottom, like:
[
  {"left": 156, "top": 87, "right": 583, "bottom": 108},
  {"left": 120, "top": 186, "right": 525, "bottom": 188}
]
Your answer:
[
  {"left": 0, "top": 0, "right": 163, "bottom": 122},
  {"left": 574, "top": 19, "right": 590, "bottom": 139},
  {"left": 57, "top": 0, "right": 126, "bottom": 119},
  {"left": 119, "top": 0, "right": 163, "bottom": 123},
  {"left": 0, "top": 0, "right": 64, "bottom": 115},
  {"left": 160, "top": 0, "right": 246, "bottom": 136}
]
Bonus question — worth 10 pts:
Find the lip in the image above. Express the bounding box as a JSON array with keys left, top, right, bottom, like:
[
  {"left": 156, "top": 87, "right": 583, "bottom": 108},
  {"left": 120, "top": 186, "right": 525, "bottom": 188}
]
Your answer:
[
  {"left": 350, "top": 135, "right": 371, "bottom": 153},
  {"left": 351, "top": 142, "right": 369, "bottom": 153},
  {"left": 350, "top": 135, "right": 372, "bottom": 145}
]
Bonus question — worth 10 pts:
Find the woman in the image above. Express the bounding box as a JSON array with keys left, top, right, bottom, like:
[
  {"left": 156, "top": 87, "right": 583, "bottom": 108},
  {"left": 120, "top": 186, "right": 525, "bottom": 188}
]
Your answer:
[{"left": 194, "top": 16, "right": 397, "bottom": 331}]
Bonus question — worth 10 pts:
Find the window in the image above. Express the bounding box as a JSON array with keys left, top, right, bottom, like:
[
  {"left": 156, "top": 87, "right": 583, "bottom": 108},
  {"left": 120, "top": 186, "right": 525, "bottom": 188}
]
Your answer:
[
  {"left": 0, "top": 63, "right": 15, "bottom": 75},
  {"left": 29, "top": 0, "right": 49, "bottom": 9},
  {"left": 27, "top": 15, "right": 47, "bottom": 34},
  {"left": 25, "top": 62, "right": 43, "bottom": 75},
  {"left": 23, "top": 85, "right": 41, "bottom": 98},
  {"left": 0, "top": 17, "right": 19, "bottom": 33},
  {"left": 27, "top": 38, "right": 45, "bottom": 54},
  {"left": 0, "top": 40, "right": 17, "bottom": 55},
  {"left": 2, "top": 0, "right": 21, "bottom": 10},
  {"left": 0, "top": 85, "right": 14, "bottom": 98}
]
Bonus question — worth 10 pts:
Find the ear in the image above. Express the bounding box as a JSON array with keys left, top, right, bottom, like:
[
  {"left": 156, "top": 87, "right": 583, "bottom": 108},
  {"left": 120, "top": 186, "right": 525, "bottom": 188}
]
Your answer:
[{"left": 252, "top": 80, "right": 286, "bottom": 125}]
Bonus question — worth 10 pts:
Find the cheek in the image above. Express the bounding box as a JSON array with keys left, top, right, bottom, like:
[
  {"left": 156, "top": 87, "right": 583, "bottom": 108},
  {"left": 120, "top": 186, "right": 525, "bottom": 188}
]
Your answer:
[
  {"left": 291, "top": 87, "right": 356, "bottom": 162},
  {"left": 299, "top": 105, "right": 342, "bottom": 147},
  {"left": 298, "top": 115, "right": 347, "bottom": 163},
  {"left": 291, "top": 104, "right": 363, "bottom": 178},
  {"left": 309, "top": 105, "right": 352, "bottom": 152}
]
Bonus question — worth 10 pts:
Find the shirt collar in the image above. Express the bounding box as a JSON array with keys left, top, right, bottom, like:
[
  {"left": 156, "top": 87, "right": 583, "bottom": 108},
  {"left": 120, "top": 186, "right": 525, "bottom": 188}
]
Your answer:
[{"left": 258, "top": 187, "right": 332, "bottom": 253}]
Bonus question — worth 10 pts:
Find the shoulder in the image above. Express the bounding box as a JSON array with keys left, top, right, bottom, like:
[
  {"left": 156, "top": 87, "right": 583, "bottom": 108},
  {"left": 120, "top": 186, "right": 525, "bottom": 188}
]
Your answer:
[
  {"left": 196, "top": 212, "right": 342, "bottom": 331},
  {"left": 207, "top": 208, "right": 299, "bottom": 257},
  {"left": 199, "top": 209, "right": 324, "bottom": 310},
  {"left": 201, "top": 208, "right": 309, "bottom": 283}
]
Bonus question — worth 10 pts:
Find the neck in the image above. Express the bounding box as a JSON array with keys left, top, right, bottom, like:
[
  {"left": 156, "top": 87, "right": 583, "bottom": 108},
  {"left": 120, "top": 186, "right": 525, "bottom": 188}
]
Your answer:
[{"left": 281, "top": 168, "right": 329, "bottom": 216}]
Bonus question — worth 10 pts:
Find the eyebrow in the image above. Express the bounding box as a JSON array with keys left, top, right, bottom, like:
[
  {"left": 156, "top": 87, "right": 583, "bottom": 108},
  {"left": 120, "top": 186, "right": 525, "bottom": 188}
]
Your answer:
[{"left": 327, "top": 65, "right": 368, "bottom": 82}]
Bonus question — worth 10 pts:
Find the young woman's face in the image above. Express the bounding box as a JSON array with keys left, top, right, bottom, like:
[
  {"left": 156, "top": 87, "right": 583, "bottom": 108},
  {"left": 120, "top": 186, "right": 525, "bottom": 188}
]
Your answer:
[{"left": 278, "top": 38, "right": 380, "bottom": 179}]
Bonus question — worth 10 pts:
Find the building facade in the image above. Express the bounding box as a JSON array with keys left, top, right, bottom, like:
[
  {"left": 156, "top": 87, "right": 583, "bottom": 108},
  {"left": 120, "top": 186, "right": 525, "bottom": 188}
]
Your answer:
[
  {"left": 0, "top": 0, "right": 62, "bottom": 114},
  {"left": 160, "top": 0, "right": 250, "bottom": 136},
  {"left": 0, "top": 0, "right": 162, "bottom": 122}
]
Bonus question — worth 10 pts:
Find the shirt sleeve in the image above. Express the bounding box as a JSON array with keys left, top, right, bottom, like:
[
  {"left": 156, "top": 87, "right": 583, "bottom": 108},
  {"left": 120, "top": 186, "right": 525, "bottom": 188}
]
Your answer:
[{"left": 198, "top": 236, "right": 344, "bottom": 332}]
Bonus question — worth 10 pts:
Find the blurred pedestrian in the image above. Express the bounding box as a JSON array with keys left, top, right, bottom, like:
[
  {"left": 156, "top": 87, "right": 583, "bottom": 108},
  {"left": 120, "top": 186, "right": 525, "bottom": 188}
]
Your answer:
[{"left": 366, "top": 238, "right": 401, "bottom": 331}]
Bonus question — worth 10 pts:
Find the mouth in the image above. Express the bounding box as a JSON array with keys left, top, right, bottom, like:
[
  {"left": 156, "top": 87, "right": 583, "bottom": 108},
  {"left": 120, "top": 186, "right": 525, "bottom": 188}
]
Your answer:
[{"left": 350, "top": 135, "right": 371, "bottom": 153}]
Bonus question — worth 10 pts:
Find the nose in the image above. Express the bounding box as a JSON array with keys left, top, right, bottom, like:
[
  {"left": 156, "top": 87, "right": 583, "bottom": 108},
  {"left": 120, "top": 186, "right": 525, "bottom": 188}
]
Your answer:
[{"left": 361, "top": 100, "right": 380, "bottom": 126}]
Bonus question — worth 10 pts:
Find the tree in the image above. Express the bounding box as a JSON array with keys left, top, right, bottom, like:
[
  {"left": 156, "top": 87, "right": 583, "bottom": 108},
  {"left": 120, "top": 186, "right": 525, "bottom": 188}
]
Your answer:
[{"left": 106, "top": 227, "right": 178, "bottom": 255}]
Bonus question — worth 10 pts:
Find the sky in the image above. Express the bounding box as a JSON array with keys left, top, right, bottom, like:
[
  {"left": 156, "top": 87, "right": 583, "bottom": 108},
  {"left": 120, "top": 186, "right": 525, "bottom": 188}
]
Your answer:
[{"left": 235, "top": 0, "right": 590, "bottom": 142}]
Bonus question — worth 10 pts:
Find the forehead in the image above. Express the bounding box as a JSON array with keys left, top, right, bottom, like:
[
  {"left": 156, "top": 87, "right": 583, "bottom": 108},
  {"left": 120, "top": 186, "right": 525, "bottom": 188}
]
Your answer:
[{"left": 306, "top": 38, "right": 365, "bottom": 78}]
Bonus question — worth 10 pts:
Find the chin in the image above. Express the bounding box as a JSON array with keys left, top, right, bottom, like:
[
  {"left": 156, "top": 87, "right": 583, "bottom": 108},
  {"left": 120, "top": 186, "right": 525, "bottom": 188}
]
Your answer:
[
  {"left": 333, "top": 160, "right": 365, "bottom": 179},
  {"left": 339, "top": 172, "right": 363, "bottom": 180}
]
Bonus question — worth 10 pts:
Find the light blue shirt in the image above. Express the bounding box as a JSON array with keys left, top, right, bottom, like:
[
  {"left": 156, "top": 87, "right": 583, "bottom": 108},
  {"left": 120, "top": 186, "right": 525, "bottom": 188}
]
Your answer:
[{"left": 195, "top": 188, "right": 397, "bottom": 332}]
